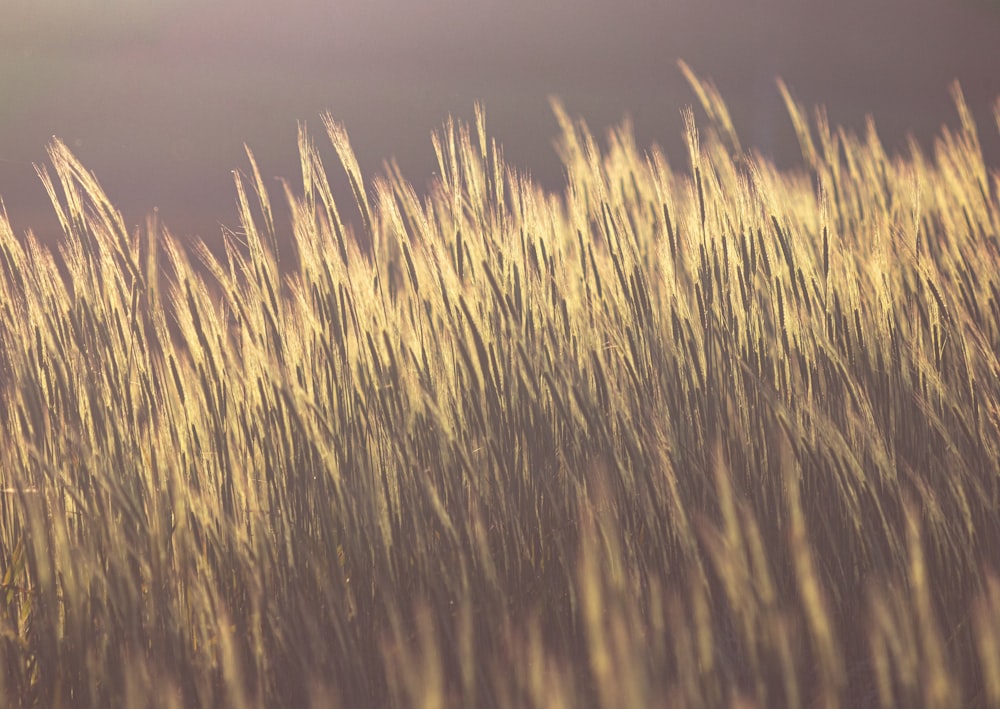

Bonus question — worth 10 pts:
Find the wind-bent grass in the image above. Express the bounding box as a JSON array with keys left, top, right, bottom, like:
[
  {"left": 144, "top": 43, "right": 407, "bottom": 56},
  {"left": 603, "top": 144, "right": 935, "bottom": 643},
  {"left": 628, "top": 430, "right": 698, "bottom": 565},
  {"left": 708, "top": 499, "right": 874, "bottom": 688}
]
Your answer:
[{"left": 1, "top": 66, "right": 1000, "bottom": 707}]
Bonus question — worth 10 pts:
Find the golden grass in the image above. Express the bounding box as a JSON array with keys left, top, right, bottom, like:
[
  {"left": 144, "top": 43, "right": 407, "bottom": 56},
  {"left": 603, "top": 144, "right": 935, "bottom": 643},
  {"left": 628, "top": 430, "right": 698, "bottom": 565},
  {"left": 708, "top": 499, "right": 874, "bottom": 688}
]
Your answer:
[{"left": 1, "top": 65, "right": 999, "bottom": 707}]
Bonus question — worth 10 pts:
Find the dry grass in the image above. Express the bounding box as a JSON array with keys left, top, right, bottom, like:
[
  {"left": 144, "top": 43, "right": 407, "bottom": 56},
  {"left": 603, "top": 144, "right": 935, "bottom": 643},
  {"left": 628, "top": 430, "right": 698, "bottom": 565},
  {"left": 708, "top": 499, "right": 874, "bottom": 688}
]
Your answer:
[{"left": 1, "top": 65, "right": 999, "bottom": 707}]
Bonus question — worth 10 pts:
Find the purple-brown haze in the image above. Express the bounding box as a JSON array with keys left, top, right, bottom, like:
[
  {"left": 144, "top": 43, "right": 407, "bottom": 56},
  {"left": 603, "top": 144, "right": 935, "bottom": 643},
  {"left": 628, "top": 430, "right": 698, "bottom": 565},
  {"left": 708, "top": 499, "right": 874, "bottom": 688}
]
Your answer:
[{"left": 2, "top": 0, "right": 999, "bottom": 246}]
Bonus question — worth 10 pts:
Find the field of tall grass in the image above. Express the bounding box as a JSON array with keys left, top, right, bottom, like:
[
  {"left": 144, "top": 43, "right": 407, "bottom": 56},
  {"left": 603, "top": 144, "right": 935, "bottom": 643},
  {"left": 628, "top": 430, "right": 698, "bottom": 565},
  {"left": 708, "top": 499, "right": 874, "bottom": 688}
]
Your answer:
[{"left": 1, "top": 66, "right": 999, "bottom": 707}]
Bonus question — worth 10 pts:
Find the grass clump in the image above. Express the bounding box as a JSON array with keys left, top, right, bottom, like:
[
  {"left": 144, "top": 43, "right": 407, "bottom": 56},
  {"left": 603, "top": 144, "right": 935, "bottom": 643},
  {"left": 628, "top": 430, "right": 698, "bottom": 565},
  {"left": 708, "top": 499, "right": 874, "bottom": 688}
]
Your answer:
[{"left": 2, "top": 66, "right": 1000, "bottom": 707}]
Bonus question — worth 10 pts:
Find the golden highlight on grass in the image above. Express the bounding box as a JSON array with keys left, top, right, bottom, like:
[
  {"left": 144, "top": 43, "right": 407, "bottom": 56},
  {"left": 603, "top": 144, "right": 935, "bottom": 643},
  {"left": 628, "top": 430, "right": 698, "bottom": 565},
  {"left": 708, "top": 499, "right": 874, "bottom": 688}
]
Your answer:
[{"left": 1, "top": 66, "right": 1000, "bottom": 707}]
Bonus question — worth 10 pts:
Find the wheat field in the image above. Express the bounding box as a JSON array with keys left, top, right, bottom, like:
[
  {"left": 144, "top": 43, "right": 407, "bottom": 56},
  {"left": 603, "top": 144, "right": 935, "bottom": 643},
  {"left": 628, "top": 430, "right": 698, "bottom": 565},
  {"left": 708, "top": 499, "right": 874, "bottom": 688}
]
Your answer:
[{"left": 2, "top": 66, "right": 1000, "bottom": 707}]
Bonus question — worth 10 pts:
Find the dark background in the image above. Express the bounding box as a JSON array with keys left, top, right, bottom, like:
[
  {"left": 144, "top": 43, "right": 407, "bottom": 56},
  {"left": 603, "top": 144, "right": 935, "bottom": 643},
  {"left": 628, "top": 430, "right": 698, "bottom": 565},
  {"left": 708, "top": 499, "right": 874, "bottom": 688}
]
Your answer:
[{"left": 2, "top": 0, "right": 999, "bottom": 246}]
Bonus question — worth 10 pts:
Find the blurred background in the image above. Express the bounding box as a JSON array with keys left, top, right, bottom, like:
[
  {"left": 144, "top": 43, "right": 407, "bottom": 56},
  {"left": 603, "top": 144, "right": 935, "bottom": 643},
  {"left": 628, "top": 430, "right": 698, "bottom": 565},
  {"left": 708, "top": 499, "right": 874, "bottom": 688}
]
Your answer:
[{"left": 2, "top": 0, "right": 999, "bottom": 247}]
